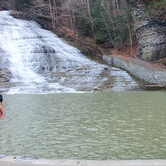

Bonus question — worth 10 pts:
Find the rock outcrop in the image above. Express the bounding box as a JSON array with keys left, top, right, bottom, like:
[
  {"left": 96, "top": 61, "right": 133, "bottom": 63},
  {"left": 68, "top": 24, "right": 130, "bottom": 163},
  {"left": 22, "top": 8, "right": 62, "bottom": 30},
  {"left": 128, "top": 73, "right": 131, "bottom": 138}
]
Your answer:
[
  {"left": 0, "top": 68, "right": 12, "bottom": 82},
  {"left": 127, "top": 0, "right": 166, "bottom": 62},
  {"left": 0, "top": 0, "right": 15, "bottom": 10}
]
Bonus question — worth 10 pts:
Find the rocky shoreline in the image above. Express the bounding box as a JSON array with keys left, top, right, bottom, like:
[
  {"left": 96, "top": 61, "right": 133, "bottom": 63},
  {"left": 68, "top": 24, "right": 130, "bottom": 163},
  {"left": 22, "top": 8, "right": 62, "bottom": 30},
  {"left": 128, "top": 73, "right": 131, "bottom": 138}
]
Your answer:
[{"left": 103, "top": 54, "right": 166, "bottom": 90}]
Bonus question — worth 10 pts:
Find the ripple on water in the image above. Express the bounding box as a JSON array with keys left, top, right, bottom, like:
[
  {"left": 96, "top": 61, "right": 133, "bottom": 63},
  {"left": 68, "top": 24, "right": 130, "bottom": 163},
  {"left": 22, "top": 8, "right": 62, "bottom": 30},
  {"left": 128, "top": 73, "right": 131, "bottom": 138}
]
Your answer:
[{"left": 1, "top": 91, "right": 166, "bottom": 160}]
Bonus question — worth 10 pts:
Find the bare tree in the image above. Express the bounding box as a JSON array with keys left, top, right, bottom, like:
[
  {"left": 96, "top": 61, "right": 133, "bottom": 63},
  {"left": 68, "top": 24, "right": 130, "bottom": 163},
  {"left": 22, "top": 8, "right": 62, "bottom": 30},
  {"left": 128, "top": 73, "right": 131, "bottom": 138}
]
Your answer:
[{"left": 48, "top": 0, "right": 56, "bottom": 29}]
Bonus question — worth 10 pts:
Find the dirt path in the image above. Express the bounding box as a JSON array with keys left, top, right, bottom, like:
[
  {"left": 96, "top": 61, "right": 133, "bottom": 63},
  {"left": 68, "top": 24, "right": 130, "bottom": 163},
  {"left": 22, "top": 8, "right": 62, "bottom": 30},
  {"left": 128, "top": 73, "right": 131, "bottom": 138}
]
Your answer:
[{"left": 110, "top": 48, "right": 166, "bottom": 72}]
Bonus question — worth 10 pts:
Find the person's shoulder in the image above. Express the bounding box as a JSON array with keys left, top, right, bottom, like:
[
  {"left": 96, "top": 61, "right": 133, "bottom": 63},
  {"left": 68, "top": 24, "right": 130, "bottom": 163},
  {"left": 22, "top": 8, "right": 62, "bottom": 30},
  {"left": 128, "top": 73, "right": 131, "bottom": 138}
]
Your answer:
[{"left": 0, "top": 94, "right": 3, "bottom": 102}]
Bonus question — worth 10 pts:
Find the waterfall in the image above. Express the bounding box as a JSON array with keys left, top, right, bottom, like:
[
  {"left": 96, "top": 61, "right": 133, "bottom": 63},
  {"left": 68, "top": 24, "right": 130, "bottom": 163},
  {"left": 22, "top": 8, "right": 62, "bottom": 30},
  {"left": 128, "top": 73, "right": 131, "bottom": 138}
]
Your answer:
[{"left": 0, "top": 11, "right": 138, "bottom": 94}]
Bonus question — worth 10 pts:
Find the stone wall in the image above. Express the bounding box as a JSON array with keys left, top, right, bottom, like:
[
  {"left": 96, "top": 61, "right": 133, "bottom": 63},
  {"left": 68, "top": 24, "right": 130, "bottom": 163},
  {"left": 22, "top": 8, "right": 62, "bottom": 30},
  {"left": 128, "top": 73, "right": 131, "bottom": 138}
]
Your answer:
[{"left": 103, "top": 55, "right": 166, "bottom": 85}]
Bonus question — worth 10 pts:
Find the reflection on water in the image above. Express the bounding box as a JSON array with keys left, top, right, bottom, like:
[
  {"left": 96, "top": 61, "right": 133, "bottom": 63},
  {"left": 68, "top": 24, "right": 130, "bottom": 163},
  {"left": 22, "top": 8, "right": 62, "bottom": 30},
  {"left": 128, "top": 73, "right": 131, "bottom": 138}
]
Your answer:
[{"left": 0, "top": 91, "right": 166, "bottom": 160}]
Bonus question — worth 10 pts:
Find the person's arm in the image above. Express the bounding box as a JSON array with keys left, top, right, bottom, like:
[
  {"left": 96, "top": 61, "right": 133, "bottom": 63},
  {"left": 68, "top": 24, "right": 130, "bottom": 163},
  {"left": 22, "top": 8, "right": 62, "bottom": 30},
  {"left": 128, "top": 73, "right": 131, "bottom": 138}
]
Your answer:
[{"left": 0, "top": 95, "right": 5, "bottom": 118}]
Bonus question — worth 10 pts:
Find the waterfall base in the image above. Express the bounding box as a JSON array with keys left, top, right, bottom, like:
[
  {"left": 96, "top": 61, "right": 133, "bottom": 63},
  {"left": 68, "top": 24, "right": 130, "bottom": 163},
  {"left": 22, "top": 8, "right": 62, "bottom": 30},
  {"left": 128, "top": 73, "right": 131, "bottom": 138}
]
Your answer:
[{"left": 0, "top": 11, "right": 139, "bottom": 94}]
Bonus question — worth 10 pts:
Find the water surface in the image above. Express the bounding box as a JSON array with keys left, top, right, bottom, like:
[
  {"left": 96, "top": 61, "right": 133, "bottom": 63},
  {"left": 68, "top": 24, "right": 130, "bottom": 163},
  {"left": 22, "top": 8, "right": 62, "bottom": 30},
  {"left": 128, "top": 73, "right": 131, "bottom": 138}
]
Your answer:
[{"left": 1, "top": 91, "right": 166, "bottom": 160}]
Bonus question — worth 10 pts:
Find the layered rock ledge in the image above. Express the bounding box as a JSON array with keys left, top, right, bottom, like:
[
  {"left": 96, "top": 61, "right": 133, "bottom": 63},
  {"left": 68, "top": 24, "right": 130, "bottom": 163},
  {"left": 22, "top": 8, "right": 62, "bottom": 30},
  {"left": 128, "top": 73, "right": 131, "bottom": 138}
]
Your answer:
[
  {"left": 127, "top": 0, "right": 166, "bottom": 62},
  {"left": 103, "top": 55, "right": 166, "bottom": 88}
]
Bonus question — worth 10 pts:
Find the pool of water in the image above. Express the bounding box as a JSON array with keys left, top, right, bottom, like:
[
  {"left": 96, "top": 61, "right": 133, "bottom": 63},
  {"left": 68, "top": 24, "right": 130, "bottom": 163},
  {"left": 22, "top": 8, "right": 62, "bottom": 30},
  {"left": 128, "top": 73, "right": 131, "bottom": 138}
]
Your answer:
[{"left": 0, "top": 91, "right": 166, "bottom": 160}]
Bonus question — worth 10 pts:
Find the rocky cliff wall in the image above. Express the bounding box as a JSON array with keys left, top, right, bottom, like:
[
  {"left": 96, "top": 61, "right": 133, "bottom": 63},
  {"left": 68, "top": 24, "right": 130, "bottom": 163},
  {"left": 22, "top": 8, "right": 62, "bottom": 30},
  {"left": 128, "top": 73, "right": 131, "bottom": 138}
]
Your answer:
[{"left": 128, "top": 0, "right": 166, "bottom": 62}]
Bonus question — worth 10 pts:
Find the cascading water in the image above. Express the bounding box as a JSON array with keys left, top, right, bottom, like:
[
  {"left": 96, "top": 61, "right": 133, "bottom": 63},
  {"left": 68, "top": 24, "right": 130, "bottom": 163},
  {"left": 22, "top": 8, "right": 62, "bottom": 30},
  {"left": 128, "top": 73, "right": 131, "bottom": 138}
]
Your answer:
[{"left": 0, "top": 11, "right": 139, "bottom": 94}]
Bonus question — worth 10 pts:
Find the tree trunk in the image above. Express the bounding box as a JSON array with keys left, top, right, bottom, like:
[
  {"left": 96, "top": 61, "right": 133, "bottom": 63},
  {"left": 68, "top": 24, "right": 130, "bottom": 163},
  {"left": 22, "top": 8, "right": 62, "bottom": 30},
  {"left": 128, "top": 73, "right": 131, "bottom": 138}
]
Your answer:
[
  {"left": 48, "top": 0, "right": 55, "bottom": 29},
  {"left": 86, "top": 0, "right": 95, "bottom": 36}
]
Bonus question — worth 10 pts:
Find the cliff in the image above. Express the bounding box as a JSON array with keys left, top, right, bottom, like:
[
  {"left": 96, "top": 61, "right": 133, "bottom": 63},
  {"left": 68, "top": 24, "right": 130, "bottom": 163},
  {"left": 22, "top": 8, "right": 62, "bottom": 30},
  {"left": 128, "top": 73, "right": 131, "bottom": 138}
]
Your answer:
[{"left": 127, "top": 0, "right": 166, "bottom": 62}]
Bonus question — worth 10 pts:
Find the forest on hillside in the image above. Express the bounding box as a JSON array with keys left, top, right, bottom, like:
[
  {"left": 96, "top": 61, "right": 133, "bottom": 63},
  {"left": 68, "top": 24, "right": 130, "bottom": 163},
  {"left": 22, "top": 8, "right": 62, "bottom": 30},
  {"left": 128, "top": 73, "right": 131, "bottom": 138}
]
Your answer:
[
  {"left": 7, "top": 0, "right": 166, "bottom": 54},
  {"left": 15, "top": 0, "right": 135, "bottom": 49}
]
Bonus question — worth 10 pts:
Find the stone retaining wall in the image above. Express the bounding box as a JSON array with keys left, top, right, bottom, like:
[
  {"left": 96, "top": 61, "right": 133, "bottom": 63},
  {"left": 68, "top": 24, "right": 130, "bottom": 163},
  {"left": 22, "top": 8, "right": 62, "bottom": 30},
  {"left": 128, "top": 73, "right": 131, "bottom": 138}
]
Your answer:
[{"left": 103, "top": 55, "right": 166, "bottom": 85}]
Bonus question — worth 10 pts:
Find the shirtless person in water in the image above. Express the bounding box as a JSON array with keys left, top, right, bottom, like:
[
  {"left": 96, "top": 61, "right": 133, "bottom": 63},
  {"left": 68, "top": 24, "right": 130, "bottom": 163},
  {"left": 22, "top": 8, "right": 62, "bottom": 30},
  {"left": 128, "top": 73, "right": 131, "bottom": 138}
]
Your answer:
[{"left": 0, "top": 95, "right": 5, "bottom": 118}]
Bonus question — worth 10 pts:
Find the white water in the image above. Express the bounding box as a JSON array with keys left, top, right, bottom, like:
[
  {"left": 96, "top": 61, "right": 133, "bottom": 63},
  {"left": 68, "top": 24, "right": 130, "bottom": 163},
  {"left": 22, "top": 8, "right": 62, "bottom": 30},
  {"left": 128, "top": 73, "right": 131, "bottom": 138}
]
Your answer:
[{"left": 0, "top": 11, "right": 139, "bottom": 94}]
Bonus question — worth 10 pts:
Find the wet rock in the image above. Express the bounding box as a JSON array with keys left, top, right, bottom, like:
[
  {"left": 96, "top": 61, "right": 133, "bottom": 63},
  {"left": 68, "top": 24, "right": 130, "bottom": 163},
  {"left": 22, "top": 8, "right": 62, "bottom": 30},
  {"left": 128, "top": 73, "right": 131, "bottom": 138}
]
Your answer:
[
  {"left": 10, "top": 10, "right": 23, "bottom": 18},
  {"left": 142, "top": 84, "right": 166, "bottom": 90},
  {"left": 0, "top": 68, "right": 12, "bottom": 82}
]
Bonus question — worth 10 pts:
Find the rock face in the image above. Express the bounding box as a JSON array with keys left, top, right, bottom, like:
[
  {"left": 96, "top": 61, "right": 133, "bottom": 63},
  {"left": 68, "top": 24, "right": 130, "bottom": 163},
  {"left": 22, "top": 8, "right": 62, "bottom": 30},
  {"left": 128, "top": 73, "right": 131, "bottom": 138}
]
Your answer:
[
  {"left": 0, "top": 68, "right": 12, "bottom": 82},
  {"left": 128, "top": 0, "right": 166, "bottom": 62},
  {"left": 0, "top": 0, "right": 15, "bottom": 10}
]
